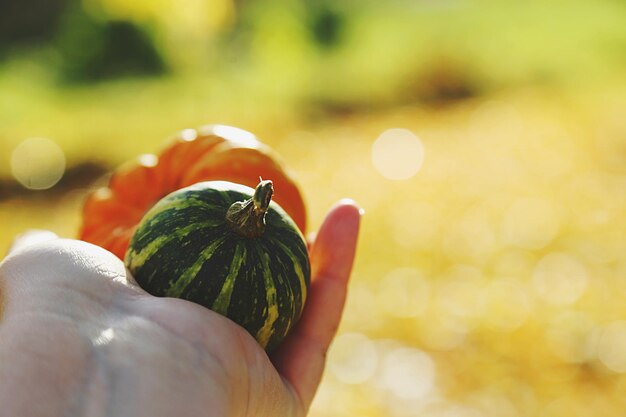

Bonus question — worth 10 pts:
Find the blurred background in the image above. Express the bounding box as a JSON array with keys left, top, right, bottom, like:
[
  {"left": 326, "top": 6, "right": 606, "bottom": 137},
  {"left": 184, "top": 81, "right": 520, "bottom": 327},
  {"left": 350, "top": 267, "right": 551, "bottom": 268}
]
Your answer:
[{"left": 2, "top": 0, "right": 626, "bottom": 415}]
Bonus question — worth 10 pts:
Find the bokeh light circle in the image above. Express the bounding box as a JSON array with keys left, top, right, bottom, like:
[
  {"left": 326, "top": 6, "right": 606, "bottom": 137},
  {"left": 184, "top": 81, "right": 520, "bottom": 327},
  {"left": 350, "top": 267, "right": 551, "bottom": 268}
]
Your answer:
[
  {"left": 531, "top": 252, "right": 588, "bottom": 306},
  {"left": 379, "top": 267, "right": 431, "bottom": 318},
  {"left": 500, "top": 197, "right": 561, "bottom": 250},
  {"left": 380, "top": 347, "right": 436, "bottom": 400},
  {"left": 372, "top": 128, "right": 424, "bottom": 180},
  {"left": 598, "top": 321, "right": 626, "bottom": 373},
  {"left": 484, "top": 278, "right": 531, "bottom": 331},
  {"left": 328, "top": 333, "right": 378, "bottom": 384},
  {"left": 10, "top": 138, "right": 66, "bottom": 190},
  {"left": 546, "top": 311, "right": 596, "bottom": 363}
]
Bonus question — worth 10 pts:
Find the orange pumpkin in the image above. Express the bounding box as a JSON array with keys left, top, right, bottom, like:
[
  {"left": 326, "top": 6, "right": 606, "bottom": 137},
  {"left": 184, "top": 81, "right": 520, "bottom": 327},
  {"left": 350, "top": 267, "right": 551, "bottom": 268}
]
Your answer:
[{"left": 79, "top": 125, "right": 307, "bottom": 260}]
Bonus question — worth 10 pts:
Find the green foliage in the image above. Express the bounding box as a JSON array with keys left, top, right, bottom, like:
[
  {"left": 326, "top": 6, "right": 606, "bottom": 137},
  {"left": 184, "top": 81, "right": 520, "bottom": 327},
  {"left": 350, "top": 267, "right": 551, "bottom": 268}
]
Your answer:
[
  {"left": 0, "top": 0, "right": 67, "bottom": 47},
  {"left": 54, "top": 4, "right": 166, "bottom": 83},
  {"left": 308, "top": 5, "right": 345, "bottom": 49}
]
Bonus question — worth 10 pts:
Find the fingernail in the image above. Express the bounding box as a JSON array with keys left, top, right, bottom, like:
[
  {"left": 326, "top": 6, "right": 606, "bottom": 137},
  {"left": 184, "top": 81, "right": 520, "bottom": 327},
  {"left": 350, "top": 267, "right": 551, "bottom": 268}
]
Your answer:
[{"left": 337, "top": 198, "right": 365, "bottom": 216}]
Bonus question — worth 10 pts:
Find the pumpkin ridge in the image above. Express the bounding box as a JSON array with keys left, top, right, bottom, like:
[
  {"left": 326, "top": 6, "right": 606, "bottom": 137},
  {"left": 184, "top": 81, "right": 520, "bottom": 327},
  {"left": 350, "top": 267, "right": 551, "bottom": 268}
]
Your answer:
[
  {"left": 126, "top": 220, "right": 217, "bottom": 269},
  {"left": 254, "top": 246, "right": 280, "bottom": 348},
  {"left": 210, "top": 242, "right": 246, "bottom": 314},
  {"left": 166, "top": 237, "right": 226, "bottom": 298}
]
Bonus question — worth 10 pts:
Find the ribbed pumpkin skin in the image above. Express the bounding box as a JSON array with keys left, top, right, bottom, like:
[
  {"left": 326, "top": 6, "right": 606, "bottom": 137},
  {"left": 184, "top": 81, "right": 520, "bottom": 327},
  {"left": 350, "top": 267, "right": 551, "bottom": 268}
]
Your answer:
[
  {"left": 79, "top": 125, "right": 307, "bottom": 261},
  {"left": 125, "top": 181, "right": 310, "bottom": 352}
]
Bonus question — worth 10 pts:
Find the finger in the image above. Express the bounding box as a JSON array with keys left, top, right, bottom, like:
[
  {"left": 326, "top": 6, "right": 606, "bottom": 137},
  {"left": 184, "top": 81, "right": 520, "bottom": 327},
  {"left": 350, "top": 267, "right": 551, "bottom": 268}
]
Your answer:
[
  {"left": 272, "top": 199, "right": 362, "bottom": 410},
  {"left": 7, "top": 230, "right": 58, "bottom": 256},
  {"left": 310, "top": 199, "right": 362, "bottom": 284}
]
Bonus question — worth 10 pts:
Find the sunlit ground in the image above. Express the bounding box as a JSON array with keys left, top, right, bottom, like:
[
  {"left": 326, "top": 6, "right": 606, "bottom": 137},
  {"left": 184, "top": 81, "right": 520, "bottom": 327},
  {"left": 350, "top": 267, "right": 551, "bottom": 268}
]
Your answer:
[{"left": 2, "top": 0, "right": 626, "bottom": 415}]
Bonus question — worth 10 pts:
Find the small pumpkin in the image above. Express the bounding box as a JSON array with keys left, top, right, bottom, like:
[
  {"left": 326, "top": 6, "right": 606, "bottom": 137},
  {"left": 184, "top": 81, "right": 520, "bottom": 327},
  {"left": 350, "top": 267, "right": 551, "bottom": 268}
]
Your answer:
[
  {"left": 125, "top": 180, "right": 310, "bottom": 352},
  {"left": 79, "top": 125, "right": 307, "bottom": 260}
]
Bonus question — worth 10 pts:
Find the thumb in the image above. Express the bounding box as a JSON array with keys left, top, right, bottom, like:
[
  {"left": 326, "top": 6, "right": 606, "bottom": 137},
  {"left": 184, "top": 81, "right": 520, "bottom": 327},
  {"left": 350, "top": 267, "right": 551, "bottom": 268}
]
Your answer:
[{"left": 7, "top": 230, "right": 59, "bottom": 256}]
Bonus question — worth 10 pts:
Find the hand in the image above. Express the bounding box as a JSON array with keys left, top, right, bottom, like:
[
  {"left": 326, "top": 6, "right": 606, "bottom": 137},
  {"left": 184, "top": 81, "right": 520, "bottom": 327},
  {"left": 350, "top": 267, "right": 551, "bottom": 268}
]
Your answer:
[{"left": 0, "top": 201, "right": 361, "bottom": 417}]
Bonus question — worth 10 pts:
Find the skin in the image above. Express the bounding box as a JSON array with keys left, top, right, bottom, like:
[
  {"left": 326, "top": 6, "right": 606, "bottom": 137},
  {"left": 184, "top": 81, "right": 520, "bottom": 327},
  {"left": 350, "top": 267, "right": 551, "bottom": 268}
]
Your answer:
[{"left": 0, "top": 200, "right": 362, "bottom": 417}]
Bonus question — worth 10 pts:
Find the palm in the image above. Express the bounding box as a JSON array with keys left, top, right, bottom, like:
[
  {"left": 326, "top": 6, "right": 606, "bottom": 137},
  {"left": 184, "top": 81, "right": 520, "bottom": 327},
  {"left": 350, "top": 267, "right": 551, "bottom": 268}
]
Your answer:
[{"left": 0, "top": 202, "right": 361, "bottom": 417}]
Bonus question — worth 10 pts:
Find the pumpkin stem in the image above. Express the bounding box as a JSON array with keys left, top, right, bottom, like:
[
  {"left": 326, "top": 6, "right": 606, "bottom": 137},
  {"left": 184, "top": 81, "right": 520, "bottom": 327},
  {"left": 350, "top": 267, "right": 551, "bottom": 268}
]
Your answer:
[{"left": 226, "top": 180, "right": 274, "bottom": 238}]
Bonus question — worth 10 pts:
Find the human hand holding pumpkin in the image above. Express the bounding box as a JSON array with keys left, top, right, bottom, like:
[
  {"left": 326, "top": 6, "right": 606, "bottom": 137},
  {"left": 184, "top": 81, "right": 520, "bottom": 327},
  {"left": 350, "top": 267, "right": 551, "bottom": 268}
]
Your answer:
[{"left": 0, "top": 201, "right": 361, "bottom": 417}]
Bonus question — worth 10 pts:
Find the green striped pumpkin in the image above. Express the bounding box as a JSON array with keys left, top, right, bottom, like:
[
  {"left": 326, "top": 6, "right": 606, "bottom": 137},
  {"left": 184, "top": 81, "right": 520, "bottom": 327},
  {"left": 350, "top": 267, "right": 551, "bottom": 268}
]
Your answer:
[{"left": 125, "top": 180, "right": 310, "bottom": 352}]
